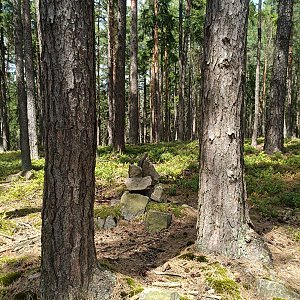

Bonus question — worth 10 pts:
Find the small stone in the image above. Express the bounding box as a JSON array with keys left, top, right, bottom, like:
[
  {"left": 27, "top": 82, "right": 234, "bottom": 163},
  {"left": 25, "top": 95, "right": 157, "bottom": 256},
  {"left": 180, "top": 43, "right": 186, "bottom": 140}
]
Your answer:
[
  {"left": 139, "top": 288, "right": 180, "bottom": 300},
  {"left": 142, "top": 159, "right": 159, "bottom": 183},
  {"left": 6, "top": 171, "right": 23, "bottom": 182},
  {"left": 129, "top": 164, "right": 143, "bottom": 178},
  {"left": 125, "top": 176, "right": 152, "bottom": 191},
  {"left": 95, "top": 217, "right": 105, "bottom": 229},
  {"left": 145, "top": 210, "right": 172, "bottom": 233},
  {"left": 150, "top": 184, "right": 164, "bottom": 202},
  {"left": 104, "top": 215, "right": 117, "bottom": 229},
  {"left": 120, "top": 191, "right": 149, "bottom": 220},
  {"left": 256, "top": 278, "right": 300, "bottom": 300},
  {"left": 24, "top": 170, "right": 34, "bottom": 180}
]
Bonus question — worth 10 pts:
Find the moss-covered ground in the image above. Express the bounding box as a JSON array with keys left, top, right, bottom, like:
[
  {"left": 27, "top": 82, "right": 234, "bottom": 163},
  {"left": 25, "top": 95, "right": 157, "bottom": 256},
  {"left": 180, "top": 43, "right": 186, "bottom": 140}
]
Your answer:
[{"left": 0, "top": 139, "right": 300, "bottom": 299}]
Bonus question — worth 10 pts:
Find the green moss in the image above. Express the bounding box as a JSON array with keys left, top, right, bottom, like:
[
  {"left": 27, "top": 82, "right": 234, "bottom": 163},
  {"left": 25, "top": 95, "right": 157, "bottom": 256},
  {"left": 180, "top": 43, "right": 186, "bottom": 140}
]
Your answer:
[
  {"left": 94, "top": 205, "right": 121, "bottom": 219},
  {"left": 0, "top": 256, "right": 27, "bottom": 268},
  {"left": 287, "top": 226, "right": 300, "bottom": 242},
  {"left": 272, "top": 298, "right": 285, "bottom": 300},
  {"left": 125, "top": 277, "right": 144, "bottom": 297},
  {"left": 205, "top": 263, "right": 241, "bottom": 300},
  {"left": 178, "top": 252, "right": 208, "bottom": 263},
  {"left": 0, "top": 271, "right": 22, "bottom": 286},
  {"left": 147, "top": 202, "right": 184, "bottom": 217}
]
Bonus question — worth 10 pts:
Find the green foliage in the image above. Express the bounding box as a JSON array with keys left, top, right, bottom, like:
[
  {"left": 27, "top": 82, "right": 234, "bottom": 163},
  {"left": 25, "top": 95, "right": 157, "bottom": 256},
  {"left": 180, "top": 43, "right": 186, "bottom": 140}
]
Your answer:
[
  {"left": 125, "top": 277, "right": 144, "bottom": 297},
  {"left": 0, "top": 151, "right": 22, "bottom": 180},
  {"left": 0, "top": 271, "right": 22, "bottom": 286}
]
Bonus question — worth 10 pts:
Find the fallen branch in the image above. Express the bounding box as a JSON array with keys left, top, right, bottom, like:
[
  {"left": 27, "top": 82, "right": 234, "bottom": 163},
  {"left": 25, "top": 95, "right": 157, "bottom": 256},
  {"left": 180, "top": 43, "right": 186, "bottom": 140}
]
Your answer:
[
  {"left": 152, "top": 281, "right": 182, "bottom": 288},
  {"left": 0, "top": 232, "right": 15, "bottom": 240},
  {"left": 154, "top": 271, "right": 187, "bottom": 278}
]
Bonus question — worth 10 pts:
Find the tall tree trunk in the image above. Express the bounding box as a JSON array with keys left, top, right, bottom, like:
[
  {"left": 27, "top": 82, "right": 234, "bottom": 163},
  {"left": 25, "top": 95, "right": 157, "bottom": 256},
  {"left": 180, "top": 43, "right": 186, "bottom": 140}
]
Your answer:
[
  {"left": 39, "top": 0, "right": 115, "bottom": 298},
  {"left": 129, "top": 0, "right": 139, "bottom": 144},
  {"left": 196, "top": 0, "right": 271, "bottom": 262},
  {"left": 0, "top": 2, "right": 9, "bottom": 151},
  {"left": 107, "top": 0, "right": 115, "bottom": 146},
  {"left": 113, "top": 0, "right": 126, "bottom": 151},
  {"left": 164, "top": 48, "right": 170, "bottom": 141},
  {"left": 22, "top": 0, "right": 39, "bottom": 159},
  {"left": 251, "top": 0, "right": 262, "bottom": 147},
  {"left": 264, "top": 0, "right": 293, "bottom": 154},
  {"left": 285, "top": 44, "right": 293, "bottom": 138},
  {"left": 35, "top": 0, "right": 44, "bottom": 149},
  {"left": 13, "top": 0, "right": 32, "bottom": 171},
  {"left": 177, "top": 0, "right": 184, "bottom": 141},
  {"left": 150, "top": 0, "right": 160, "bottom": 143}
]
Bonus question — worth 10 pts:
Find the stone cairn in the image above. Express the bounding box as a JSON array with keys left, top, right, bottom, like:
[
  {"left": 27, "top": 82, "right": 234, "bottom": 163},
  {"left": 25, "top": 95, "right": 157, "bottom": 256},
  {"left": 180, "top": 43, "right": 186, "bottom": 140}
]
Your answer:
[{"left": 95, "top": 153, "right": 172, "bottom": 232}]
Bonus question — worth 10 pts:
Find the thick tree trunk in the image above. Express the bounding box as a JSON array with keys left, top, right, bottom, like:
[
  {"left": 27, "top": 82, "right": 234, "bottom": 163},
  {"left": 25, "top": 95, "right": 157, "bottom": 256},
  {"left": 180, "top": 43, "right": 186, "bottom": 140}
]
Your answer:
[
  {"left": 196, "top": 0, "right": 271, "bottom": 262},
  {"left": 40, "top": 1, "right": 115, "bottom": 298},
  {"left": 251, "top": 0, "right": 262, "bottom": 148},
  {"left": 13, "top": 0, "right": 32, "bottom": 171},
  {"left": 129, "top": 0, "right": 139, "bottom": 144},
  {"left": 112, "top": 0, "right": 126, "bottom": 152},
  {"left": 264, "top": 0, "right": 293, "bottom": 153},
  {"left": 22, "top": 0, "right": 39, "bottom": 159},
  {"left": 107, "top": 0, "right": 115, "bottom": 146}
]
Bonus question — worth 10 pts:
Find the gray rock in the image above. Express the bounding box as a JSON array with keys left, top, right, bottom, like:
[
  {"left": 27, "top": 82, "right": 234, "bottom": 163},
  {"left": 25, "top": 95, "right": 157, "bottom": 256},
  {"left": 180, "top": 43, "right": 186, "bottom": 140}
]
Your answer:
[
  {"left": 256, "top": 278, "right": 300, "bottom": 300},
  {"left": 95, "top": 217, "right": 105, "bottom": 229},
  {"left": 129, "top": 164, "right": 143, "bottom": 178},
  {"left": 139, "top": 288, "right": 180, "bottom": 300},
  {"left": 142, "top": 159, "right": 159, "bottom": 183},
  {"left": 150, "top": 184, "right": 164, "bottom": 202},
  {"left": 125, "top": 176, "right": 152, "bottom": 191},
  {"left": 145, "top": 210, "right": 172, "bottom": 233},
  {"left": 120, "top": 191, "right": 149, "bottom": 220},
  {"left": 6, "top": 171, "right": 23, "bottom": 182},
  {"left": 104, "top": 215, "right": 117, "bottom": 229},
  {"left": 24, "top": 170, "right": 34, "bottom": 180}
]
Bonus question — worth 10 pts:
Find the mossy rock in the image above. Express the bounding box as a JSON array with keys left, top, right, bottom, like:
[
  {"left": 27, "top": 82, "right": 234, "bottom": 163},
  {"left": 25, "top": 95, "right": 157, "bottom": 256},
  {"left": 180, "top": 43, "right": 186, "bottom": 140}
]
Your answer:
[
  {"left": 139, "top": 288, "right": 180, "bottom": 300},
  {"left": 120, "top": 192, "right": 149, "bottom": 220},
  {"left": 145, "top": 210, "right": 172, "bottom": 233}
]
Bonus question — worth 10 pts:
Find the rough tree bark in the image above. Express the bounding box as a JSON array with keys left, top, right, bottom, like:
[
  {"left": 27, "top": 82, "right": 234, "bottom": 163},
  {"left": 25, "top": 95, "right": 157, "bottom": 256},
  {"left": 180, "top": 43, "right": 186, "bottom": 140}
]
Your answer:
[
  {"left": 107, "top": 0, "right": 115, "bottom": 146},
  {"left": 39, "top": 0, "right": 115, "bottom": 298},
  {"left": 129, "top": 0, "right": 139, "bottom": 144},
  {"left": 251, "top": 0, "right": 262, "bottom": 147},
  {"left": 264, "top": 0, "right": 293, "bottom": 153},
  {"left": 285, "top": 43, "right": 293, "bottom": 138},
  {"left": 13, "top": 0, "right": 32, "bottom": 171},
  {"left": 196, "top": 0, "right": 271, "bottom": 262},
  {"left": 22, "top": 0, "right": 39, "bottom": 159},
  {"left": 113, "top": 0, "right": 126, "bottom": 152}
]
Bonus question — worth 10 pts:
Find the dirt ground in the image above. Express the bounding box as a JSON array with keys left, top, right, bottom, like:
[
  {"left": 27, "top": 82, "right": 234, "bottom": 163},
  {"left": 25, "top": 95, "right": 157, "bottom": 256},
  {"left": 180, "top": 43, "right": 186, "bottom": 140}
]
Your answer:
[{"left": 1, "top": 187, "right": 300, "bottom": 300}]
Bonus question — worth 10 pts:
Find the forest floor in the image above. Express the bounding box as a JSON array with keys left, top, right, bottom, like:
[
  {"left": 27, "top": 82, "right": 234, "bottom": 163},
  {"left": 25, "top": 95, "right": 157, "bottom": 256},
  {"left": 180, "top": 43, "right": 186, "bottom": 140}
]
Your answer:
[{"left": 0, "top": 139, "right": 299, "bottom": 300}]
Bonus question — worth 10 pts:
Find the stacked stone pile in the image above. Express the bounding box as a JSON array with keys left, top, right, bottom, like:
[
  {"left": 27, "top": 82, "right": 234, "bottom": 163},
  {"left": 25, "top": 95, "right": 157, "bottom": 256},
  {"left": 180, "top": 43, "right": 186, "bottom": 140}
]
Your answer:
[{"left": 95, "top": 153, "right": 172, "bottom": 232}]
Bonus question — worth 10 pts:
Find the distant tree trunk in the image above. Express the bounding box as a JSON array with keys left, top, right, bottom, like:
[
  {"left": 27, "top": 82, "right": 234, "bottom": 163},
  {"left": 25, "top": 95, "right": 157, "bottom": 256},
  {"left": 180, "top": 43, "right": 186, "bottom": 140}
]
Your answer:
[
  {"left": 113, "top": 0, "right": 126, "bottom": 152},
  {"left": 251, "top": 0, "right": 262, "bottom": 148},
  {"left": 285, "top": 44, "right": 293, "bottom": 138},
  {"left": 143, "top": 75, "right": 148, "bottom": 143},
  {"left": 107, "top": 0, "right": 115, "bottom": 146},
  {"left": 40, "top": 0, "right": 115, "bottom": 298},
  {"left": 129, "top": 0, "right": 139, "bottom": 144},
  {"left": 22, "top": 0, "right": 39, "bottom": 159},
  {"left": 13, "top": 0, "right": 32, "bottom": 171},
  {"left": 196, "top": 0, "right": 271, "bottom": 262},
  {"left": 0, "top": 2, "right": 9, "bottom": 152},
  {"left": 34, "top": 0, "right": 44, "bottom": 148},
  {"left": 150, "top": 0, "right": 161, "bottom": 143},
  {"left": 264, "top": 0, "right": 293, "bottom": 154},
  {"left": 96, "top": 3, "right": 101, "bottom": 146},
  {"left": 164, "top": 48, "right": 170, "bottom": 141},
  {"left": 177, "top": 0, "right": 184, "bottom": 141}
]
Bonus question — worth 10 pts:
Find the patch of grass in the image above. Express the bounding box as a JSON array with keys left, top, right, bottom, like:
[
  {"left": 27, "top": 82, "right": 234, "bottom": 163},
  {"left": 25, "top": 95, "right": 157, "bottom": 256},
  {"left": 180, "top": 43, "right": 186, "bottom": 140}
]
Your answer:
[
  {"left": 178, "top": 252, "right": 208, "bottom": 262},
  {"left": 0, "top": 152, "right": 22, "bottom": 181},
  {"left": 0, "top": 271, "right": 22, "bottom": 286},
  {"left": 147, "top": 202, "right": 184, "bottom": 217},
  {"left": 287, "top": 226, "right": 300, "bottom": 242},
  {"left": 0, "top": 213, "right": 16, "bottom": 235},
  {"left": 94, "top": 204, "right": 121, "bottom": 219}
]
